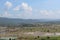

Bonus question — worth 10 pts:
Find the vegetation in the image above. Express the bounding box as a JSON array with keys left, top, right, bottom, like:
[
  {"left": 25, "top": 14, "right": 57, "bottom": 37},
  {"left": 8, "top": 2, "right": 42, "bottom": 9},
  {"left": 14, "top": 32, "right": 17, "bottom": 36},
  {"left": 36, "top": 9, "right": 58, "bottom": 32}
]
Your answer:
[
  {"left": 17, "top": 36, "right": 60, "bottom": 40},
  {"left": 0, "top": 18, "right": 60, "bottom": 40}
]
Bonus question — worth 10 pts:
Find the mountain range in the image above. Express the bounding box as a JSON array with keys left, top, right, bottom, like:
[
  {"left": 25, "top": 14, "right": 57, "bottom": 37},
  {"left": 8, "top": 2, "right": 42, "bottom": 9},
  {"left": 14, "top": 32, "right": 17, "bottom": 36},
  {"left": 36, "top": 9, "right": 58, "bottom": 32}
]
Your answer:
[{"left": 0, "top": 17, "right": 60, "bottom": 27}]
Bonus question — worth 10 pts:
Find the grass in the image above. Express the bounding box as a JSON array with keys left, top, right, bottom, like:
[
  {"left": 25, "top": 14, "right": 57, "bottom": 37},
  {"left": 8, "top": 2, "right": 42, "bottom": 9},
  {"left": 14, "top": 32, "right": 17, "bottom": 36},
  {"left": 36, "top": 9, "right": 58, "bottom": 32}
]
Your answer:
[
  {"left": 17, "top": 36, "right": 60, "bottom": 40},
  {"left": 17, "top": 27, "right": 60, "bottom": 32},
  {"left": 0, "top": 36, "right": 60, "bottom": 40}
]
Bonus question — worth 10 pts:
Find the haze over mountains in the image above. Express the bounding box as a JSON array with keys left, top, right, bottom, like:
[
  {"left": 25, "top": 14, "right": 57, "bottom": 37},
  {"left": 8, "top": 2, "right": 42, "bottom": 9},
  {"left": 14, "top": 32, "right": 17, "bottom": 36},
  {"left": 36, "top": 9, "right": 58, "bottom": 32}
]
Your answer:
[
  {"left": 0, "top": 17, "right": 60, "bottom": 27},
  {"left": 0, "top": 17, "right": 55, "bottom": 23}
]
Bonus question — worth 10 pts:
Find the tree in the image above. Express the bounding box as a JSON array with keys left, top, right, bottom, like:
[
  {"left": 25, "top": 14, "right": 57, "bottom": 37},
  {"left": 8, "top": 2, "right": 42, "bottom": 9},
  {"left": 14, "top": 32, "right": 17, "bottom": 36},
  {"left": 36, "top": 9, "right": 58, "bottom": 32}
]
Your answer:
[{"left": 9, "top": 38, "right": 11, "bottom": 40}]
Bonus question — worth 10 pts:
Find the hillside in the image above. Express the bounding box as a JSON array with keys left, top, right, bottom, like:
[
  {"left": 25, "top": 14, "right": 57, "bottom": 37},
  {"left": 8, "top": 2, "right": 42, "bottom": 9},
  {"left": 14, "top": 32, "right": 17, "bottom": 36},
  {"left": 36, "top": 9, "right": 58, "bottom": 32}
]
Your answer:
[{"left": 0, "top": 17, "right": 60, "bottom": 27}]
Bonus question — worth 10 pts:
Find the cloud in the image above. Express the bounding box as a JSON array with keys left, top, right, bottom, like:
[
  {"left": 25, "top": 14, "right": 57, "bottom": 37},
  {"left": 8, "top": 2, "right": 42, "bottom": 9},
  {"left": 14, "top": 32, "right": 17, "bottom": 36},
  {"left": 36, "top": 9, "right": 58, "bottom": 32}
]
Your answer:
[
  {"left": 1, "top": 11, "right": 13, "bottom": 18},
  {"left": 5, "top": 1, "right": 12, "bottom": 9},
  {"left": 13, "top": 2, "right": 32, "bottom": 12},
  {"left": 40, "top": 10, "right": 55, "bottom": 15},
  {"left": 13, "top": 2, "right": 33, "bottom": 19},
  {"left": 1, "top": 10, "right": 60, "bottom": 19},
  {"left": 21, "top": 2, "right": 32, "bottom": 12},
  {"left": 3, "top": 1, "right": 60, "bottom": 19},
  {"left": 13, "top": 5, "right": 20, "bottom": 11},
  {"left": 4, "top": 11, "right": 11, "bottom": 17},
  {"left": 39, "top": 10, "right": 60, "bottom": 19},
  {"left": 40, "top": 10, "right": 49, "bottom": 15},
  {"left": 3, "top": 1, "right": 13, "bottom": 18}
]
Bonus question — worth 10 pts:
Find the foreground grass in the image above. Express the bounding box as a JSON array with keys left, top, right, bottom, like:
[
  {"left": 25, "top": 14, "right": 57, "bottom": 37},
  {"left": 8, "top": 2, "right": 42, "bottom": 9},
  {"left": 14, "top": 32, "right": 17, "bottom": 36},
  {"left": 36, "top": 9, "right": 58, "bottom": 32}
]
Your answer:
[{"left": 17, "top": 36, "right": 60, "bottom": 40}]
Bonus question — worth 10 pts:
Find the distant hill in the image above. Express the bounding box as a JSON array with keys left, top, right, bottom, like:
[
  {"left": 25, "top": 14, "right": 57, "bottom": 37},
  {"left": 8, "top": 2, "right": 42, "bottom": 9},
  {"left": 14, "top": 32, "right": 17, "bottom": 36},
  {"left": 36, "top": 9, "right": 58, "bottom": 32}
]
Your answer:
[
  {"left": 0, "top": 17, "right": 53, "bottom": 24},
  {"left": 0, "top": 17, "right": 60, "bottom": 27}
]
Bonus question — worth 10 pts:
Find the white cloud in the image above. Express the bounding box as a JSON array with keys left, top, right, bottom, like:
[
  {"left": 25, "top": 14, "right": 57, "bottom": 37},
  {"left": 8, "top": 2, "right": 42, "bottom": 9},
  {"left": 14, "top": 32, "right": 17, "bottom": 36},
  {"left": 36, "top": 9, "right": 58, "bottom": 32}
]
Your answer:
[
  {"left": 13, "top": 2, "right": 33, "bottom": 19},
  {"left": 40, "top": 10, "right": 49, "bottom": 15},
  {"left": 39, "top": 10, "right": 60, "bottom": 19},
  {"left": 3, "top": 1, "right": 13, "bottom": 17},
  {"left": 40, "top": 10, "right": 55, "bottom": 16},
  {"left": 1, "top": 10, "right": 60, "bottom": 19},
  {"left": 21, "top": 2, "right": 32, "bottom": 12},
  {"left": 5, "top": 1, "right": 12, "bottom": 9},
  {"left": 1, "top": 11, "right": 12, "bottom": 18},
  {"left": 4, "top": 11, "right": 10, "bottom": 16},
  {"left": 13, "top": 5, "right": 20, "bottom": 11},
  {"left": 13, "top": 2, "right": 32, "bottom": 12},
  {"left": 14, "top": 12, "right": 32, "bottom": 19},
  {"left": 3, "top": 1, "right": 60, "bottom": 19}
]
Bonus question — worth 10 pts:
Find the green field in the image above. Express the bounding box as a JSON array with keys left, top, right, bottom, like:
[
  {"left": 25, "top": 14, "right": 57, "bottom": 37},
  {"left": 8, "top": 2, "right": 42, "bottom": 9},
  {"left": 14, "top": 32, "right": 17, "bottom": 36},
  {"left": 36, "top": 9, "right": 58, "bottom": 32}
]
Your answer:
[{"left": 17, "top": 36, "right": 60, "bottom": 40}]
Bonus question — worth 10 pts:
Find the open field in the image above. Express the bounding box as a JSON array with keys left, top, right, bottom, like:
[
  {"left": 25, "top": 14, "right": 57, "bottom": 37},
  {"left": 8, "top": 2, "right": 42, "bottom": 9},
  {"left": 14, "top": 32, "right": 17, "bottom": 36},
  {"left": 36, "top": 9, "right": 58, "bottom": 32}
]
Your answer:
[
  {"left": 0, "top": 23, "right": 60, "bottom": 40},
  {"left": 0, "top": 27, "right": 60, "bottom": 40}
]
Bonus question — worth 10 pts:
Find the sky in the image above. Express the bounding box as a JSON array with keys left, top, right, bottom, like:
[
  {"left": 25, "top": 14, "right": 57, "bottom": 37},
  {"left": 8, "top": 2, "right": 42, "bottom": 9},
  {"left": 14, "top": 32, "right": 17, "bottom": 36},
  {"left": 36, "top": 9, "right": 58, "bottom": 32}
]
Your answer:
[{"left": 0, "top": 0, "right": 60, "bottom": 19}]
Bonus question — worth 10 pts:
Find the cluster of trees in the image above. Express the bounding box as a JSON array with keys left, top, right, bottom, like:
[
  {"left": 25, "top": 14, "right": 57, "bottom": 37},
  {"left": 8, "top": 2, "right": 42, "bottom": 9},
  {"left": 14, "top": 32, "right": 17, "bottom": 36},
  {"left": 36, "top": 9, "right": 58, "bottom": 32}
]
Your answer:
[{"left": 0, "top": 23, "right": 54, "bottom": 27}]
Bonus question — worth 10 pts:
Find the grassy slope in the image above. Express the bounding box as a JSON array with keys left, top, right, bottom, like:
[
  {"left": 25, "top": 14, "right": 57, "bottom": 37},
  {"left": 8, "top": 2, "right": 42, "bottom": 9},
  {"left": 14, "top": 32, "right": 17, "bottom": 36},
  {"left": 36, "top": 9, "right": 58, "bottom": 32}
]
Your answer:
[{"left": 17, "top": 36, "right": 60, "bottom": 40}]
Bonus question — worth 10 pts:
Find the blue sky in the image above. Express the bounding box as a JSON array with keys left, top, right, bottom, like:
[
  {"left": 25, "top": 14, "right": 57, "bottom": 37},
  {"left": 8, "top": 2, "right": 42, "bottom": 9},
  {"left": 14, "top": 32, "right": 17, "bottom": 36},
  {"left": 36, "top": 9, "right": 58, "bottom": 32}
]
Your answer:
[{"left": 0, "top": 0, "right": 60, "bottom": 19}]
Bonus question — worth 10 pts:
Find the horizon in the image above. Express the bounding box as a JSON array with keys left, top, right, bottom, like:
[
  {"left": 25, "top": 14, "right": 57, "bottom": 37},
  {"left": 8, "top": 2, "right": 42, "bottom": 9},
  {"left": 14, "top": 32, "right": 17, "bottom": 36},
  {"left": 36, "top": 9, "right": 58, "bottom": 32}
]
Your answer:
[
  {"left": 0, "top": 0, "right": 60, "bottom": 19},
  {"left": 0, "top": 17, "right": 60, "bottom": 20}
]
